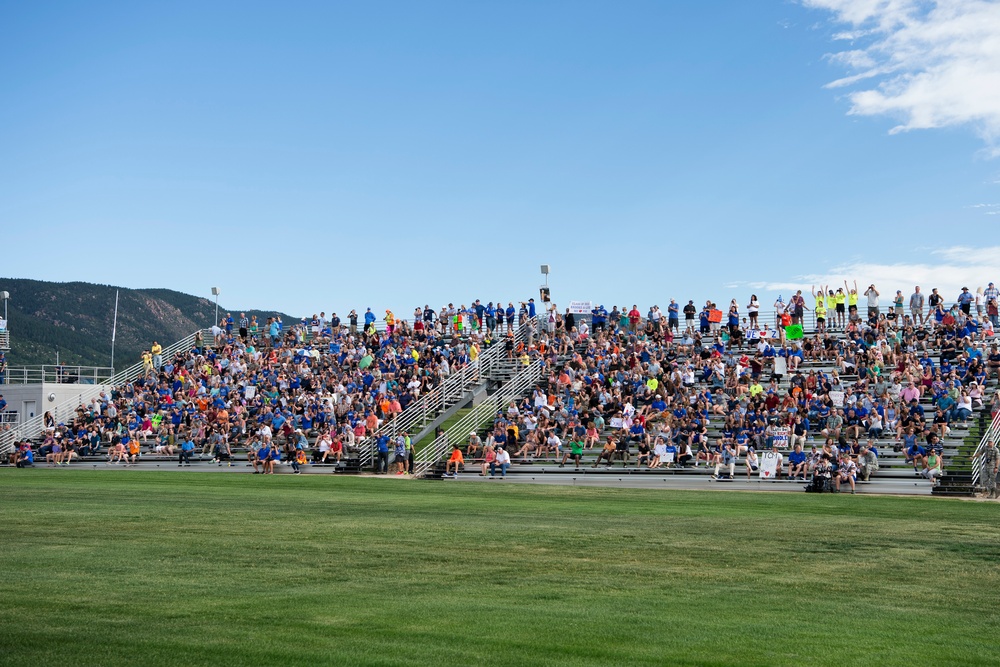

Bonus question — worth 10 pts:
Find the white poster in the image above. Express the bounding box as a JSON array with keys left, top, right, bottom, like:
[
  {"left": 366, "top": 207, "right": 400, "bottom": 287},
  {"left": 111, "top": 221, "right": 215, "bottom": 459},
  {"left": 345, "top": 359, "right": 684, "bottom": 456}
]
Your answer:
[
  {"left": 829, "top": 391, "right": 845, "bottom": 408},
  {"left": 245, "top": 386, "right": 257, "bottom": 400},
  {"left": 759, "top": 451, "right": 780, "bottom": 479},
  {"left": 772, "top": 427, "right": 789, "bottom": 449},
  {"left": 568, "top": 301, "right": 593, "bottom": 315},
  {"left": 609, "top": 417, "right": 623, "bottom": 429}
]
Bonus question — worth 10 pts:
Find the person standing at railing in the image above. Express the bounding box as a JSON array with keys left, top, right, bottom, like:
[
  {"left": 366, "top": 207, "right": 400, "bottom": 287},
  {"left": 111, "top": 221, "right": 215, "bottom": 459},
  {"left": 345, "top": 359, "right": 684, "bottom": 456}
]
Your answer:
[
  {"left": 151, "top": 341, "right": 163, "bottom": 371},
  {"left": 238, "top": 314, "right": 249, "bottom": 341},
  {"left": 973, "top": 440, "right": 999, "bottom": 499}
]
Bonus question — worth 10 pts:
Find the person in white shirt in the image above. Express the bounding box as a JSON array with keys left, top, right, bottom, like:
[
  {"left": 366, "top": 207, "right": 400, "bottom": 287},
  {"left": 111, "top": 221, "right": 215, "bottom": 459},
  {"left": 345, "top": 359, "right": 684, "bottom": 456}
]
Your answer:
[
  {"left": 864, "top": 284, "right": 880, "bottom": 319},
  {"left": 490, "top": 447, "right": 511, "bottom": 477}
]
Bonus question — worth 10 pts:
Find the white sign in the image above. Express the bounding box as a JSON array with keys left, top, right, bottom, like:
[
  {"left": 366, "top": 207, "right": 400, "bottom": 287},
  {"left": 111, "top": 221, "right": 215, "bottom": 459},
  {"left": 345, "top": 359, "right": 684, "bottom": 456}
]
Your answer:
[
  {"left": 829, "top": 391, "right": 845, "bottom": 408},
  {"left": 759, "top": 451, "right": 780, "bottom": 479},
  {"left": 245, "top": 386, "right": 257, "bottom": 400},
  {"left": 772, "top": 427, "right": 789, "bottom": 449},
  {"left": 568, "top": 301, "right": 593, "bottom": 315},
  {"left": 609, "top": 417, "right": 623, "bottom": 429}
]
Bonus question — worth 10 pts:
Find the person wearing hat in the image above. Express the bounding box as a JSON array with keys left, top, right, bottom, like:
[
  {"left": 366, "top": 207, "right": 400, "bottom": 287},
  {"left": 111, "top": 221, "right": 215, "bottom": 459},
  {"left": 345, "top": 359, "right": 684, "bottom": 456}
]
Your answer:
[
  {"left": 984, "top": 282, "right": 999, "bottom": 317},
  {"left": 958, "top": 287, "right": 974, "bottom": 316},
  {"left": 467, "top": 431, "right": 483, "bottom": 457}
]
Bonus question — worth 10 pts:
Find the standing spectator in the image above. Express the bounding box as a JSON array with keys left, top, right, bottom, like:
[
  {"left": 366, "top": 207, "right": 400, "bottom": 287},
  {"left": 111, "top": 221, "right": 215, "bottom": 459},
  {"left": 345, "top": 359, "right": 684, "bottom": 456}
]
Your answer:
[
  {"left": 973, "top": 440, "right": 999, "bottom": 499},
  {"left": 958, "top": 287, "right": 974, "bottom": 316},
  {"left": 238, "top": 313, "right": 249, "bottom": 341},
  {"left": 983, "top": 282, "right": 999, "bottom": 318},
  {"left": 927, "top": 288, "right": 942, "bottom": 315},
  {"left": 746, "top": 295, "right": 759, "bottom": 329},
  {"left": 628, "top": 305, "right": 641, "bottom": 333},
  {"left": 864, "top": 284, "right": 880, "bottom": 320},
  {"left": 375, "top": 433, "right": 390, "bottom": 474},
  {"left": 909, "top": 286, "right": 925, "bottom": 326},
  {"left": 151, "top": 341, "right": 163, "bottom": 371},
  {"left": 683, "top": 300, "right": 696, "bottom": 330},
  {"left": 668, "top": 299, "right": 680, "bottom": 331}
]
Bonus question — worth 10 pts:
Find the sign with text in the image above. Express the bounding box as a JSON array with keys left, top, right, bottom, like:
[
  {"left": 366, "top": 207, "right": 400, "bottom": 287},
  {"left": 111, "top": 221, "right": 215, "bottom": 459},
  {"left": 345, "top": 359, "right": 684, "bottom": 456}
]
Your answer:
[
  {"left": 830, "top": 391, "right": 845, "bottom": 408},
  {"left": 568, "top": 301, "right": 593, "bottom": 315},
  {"left": 759, "top": 451, "right": 780, "bottom": 479}
]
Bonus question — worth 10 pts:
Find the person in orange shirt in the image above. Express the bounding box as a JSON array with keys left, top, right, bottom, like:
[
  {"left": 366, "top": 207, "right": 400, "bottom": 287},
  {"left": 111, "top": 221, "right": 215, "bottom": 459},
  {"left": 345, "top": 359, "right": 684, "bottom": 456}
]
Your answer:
[{"left": 444, "top": 443, "right": 464, "bottom": 478}]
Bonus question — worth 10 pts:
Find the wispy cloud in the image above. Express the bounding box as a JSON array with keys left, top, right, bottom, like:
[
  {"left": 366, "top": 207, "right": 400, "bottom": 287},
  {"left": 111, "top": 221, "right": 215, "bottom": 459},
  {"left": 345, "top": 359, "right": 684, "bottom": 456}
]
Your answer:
[
  {"left": 734, "top": 245, "right": 1000, "bottom": 298},
  {"left": 804, "top": 0, "right": 1000, "bottom": 155}
]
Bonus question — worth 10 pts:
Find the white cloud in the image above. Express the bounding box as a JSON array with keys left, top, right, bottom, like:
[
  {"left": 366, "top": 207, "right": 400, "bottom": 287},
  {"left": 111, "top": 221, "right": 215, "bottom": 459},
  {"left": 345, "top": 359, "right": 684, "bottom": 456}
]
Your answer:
[
  {"left": 805, "top": 0, "right": 1000, "bottom": 154},
  {"left": 736, "top": 245, "right": 1000, "bottom": 299}
]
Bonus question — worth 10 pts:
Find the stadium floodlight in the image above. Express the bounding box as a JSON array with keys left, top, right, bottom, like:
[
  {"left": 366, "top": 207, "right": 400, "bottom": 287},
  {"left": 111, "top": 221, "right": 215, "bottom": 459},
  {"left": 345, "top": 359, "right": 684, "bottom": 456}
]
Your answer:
[
  {"left": 211, "top": 287, "right": 220, "bottom": 325},
  {"left": 0, "top": 290, "right": 8, "bottom": 323}
]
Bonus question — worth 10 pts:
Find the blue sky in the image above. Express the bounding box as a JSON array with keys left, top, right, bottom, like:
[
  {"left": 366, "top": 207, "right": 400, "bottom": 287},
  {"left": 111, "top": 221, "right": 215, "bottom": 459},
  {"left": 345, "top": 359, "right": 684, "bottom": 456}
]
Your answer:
[{"left": 2, "top": 0, "right": 999, "bottom": 319}]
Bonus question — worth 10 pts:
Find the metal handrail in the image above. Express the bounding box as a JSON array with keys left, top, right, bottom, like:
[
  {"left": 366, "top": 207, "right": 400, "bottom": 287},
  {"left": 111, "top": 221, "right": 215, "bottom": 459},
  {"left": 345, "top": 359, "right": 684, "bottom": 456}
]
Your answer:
[
  {"left": 1, "top": 365, "right": 114, "bottom": 385},
  {"left": 411, "top": 360, "right": 545, "bottom": 478},
  {"left": 971, "top": 412, "right": 1000, "bottom": 489},
  {"left": 0, "top": 329, "right": 204, "bottom": 455},
  {"left": 357, "top": 318, "right": 538, "bottom": 467}
]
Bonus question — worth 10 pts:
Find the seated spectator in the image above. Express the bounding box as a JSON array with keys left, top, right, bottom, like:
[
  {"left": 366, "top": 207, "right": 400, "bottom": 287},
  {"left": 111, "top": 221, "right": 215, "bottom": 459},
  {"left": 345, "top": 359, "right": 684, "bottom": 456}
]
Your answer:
[
  {"left": 560, "top": 437, "right": 585, "bottom": 469},
  {"left": 481, "top": 444, "right": 496, "bottom": 476},
  {"left": 834, "top": 454, "right": 858, "bottom": 494},
  {"left": 745, "top": 447, "right": 759, "bottom": 479},
  {"left": 787, "top": 444, "right": 807, "bottom": 479},
  {"left": 858, "top": 442, "right": 879, "bottom": 481},
  {"left": 594, "top": 437, "right": 618, "bottom": 468},
  {"left": 178, "top": 436, "right": 195, "bottom": 467},
  {"left": 490, "top": 446, "right": 511, "bottom": 477},
  {"left": 444, "top": 443, "right": 464, "bottom": 478}
]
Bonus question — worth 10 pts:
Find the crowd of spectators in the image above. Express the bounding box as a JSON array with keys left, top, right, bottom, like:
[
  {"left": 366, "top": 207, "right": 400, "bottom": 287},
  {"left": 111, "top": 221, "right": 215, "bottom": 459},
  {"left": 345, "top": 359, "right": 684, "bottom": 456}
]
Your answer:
[
  {"left": 4, "top": 298, "right": 541, "bottom": 471},
  {"left": 5, "top": 284, "right": 999, "bottom": 496},
  {"left": 468, "top": 284, "right": 999, "bottom": 487}
]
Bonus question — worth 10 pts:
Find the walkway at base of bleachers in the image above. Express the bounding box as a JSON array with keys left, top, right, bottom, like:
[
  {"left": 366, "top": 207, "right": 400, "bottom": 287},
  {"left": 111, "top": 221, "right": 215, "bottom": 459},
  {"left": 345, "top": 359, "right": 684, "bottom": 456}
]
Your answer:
[{"left": 3, "top": 461, "right": 941, "bottom": 496}]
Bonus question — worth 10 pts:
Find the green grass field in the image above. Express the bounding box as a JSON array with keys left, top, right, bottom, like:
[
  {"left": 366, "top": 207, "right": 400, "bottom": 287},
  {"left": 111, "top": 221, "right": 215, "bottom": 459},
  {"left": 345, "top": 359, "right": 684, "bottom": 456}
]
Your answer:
[{"left": 1, "top": 471, "right": 998, "bottom": 666}]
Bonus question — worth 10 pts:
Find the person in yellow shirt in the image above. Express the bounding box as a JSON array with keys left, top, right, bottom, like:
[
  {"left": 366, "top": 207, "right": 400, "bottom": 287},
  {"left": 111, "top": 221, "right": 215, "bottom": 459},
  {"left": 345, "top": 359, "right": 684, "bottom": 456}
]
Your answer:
[
  {"left": 845, "top": 280, "right": 859, "bottom": 323},
  {"left": 150, "top": 341, "right": 163, "bottom": 371},
  {"left": 834, "top": 288, "right": 846, "bottom": 329},
  {"left": 815, "top": 301, "right": 827, "bottom": 334}
]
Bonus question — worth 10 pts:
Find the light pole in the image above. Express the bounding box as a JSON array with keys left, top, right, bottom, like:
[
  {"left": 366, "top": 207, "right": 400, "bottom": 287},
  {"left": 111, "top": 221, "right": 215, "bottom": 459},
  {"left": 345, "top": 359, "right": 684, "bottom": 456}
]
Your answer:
[
  {"left": 211, "top": 287, "right": 220, "bottom": 326},
  {"left": 0, "top": 290, "right": 8, "bottom": 324}
]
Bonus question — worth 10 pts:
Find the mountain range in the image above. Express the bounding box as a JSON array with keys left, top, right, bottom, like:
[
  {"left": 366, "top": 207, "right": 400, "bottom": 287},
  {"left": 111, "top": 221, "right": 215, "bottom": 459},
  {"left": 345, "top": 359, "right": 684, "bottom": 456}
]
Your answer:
[{"left": 0, "top": 278, "right": 295, "bottom": 370}]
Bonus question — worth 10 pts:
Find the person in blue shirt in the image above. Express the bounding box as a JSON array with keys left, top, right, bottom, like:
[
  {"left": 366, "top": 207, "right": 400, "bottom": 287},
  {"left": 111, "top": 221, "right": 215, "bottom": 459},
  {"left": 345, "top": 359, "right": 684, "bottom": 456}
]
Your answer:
[
  {"left": 375, "top": 434, "right": 390, "bottom": 474},
  {"left": 667, "top": 300, "right": 679, "bottom": 331},
  {"left": 179, "top": 436, "right": 195, "bottom": 466},
  {"left": 254, "top": 443, "right": 276, "bottom": 474},
  {"left": 787, "top": 443, "right": 807, "bottom": 479},
  {"left": 364, "top": 308, "right": 376, "bottom": 327}
]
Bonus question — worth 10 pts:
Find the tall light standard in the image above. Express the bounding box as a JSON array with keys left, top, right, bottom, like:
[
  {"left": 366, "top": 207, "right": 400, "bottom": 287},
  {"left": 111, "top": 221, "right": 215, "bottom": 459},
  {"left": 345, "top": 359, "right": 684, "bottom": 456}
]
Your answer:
[
  {"left": 0, "top": 290, "right": 8, "bottom": 326},
  {"left": 211, "top": 287, "right": 220, "bottom": 326}
]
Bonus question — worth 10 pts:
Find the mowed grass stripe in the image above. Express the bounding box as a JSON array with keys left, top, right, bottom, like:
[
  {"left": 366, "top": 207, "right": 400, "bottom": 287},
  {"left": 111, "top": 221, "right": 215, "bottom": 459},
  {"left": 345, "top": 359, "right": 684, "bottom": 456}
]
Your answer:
[{"left": 0, "top": 471, "right": 997, "bottom": 667}]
